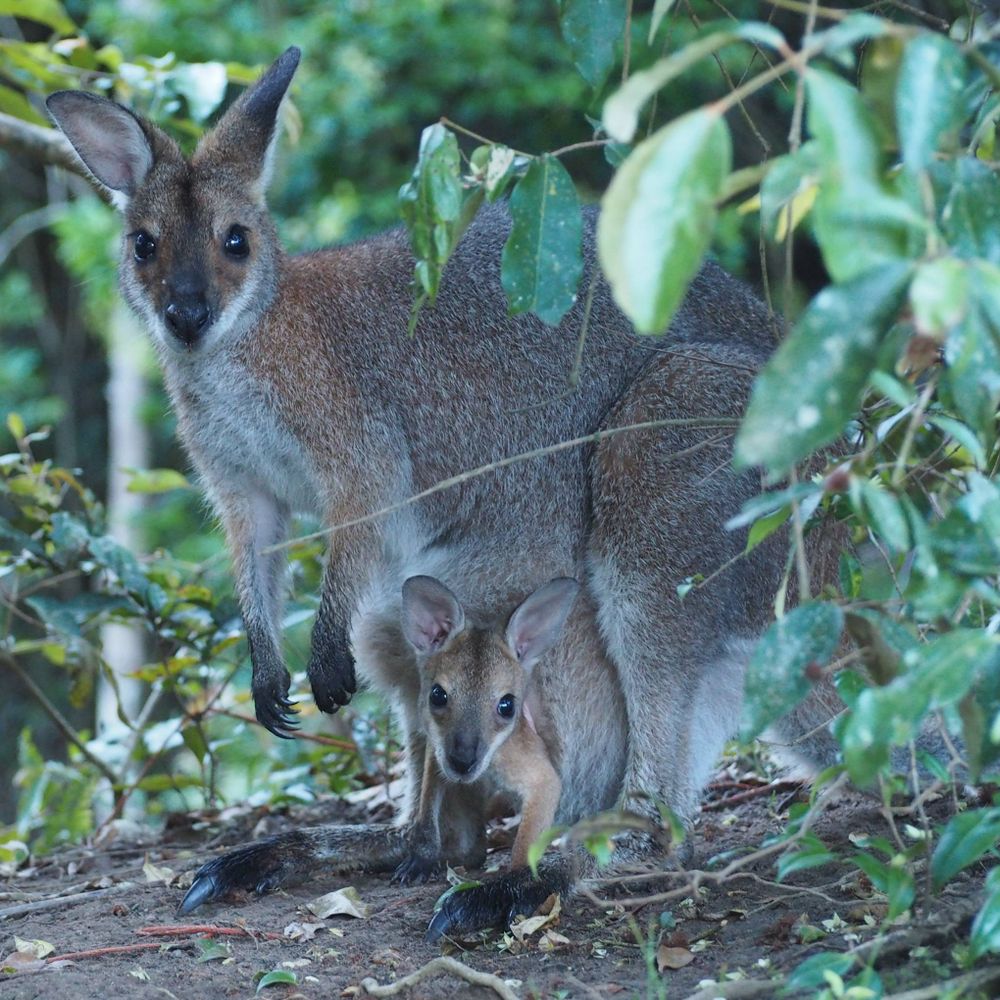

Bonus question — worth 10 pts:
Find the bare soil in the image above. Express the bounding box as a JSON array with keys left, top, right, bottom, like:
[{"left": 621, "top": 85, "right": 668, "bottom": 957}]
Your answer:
[{"left": 0, "top": 774, "right": 992, "bottom": 1000}]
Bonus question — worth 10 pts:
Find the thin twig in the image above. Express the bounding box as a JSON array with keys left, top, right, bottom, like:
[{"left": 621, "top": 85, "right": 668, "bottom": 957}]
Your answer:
[
  {"left": 46, "top": 942, "right": 168, "bottom": 963},
  {"left": 0, "top": 650, "right": 119, "bottom": 785},
  {"left": 136, "top": 924, "right": 284, "bottom": 940},
  {"left": 265, "top": 416, "right": 739, "bottom": 553},
  {"left": 359, "top": 956, "right": 520, "bottom": 1000},
  {"left": 0, "top": 883, "right": 136, "bottom": 921}
]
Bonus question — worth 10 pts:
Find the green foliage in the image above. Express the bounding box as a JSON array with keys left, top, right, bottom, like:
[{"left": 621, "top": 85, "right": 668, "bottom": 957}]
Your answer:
[
  {"left": 740, "top": 603, "right": 844, "bottom": 741},
  {"left": 501, "top": 155, "right": 582, "bottom": 325}
]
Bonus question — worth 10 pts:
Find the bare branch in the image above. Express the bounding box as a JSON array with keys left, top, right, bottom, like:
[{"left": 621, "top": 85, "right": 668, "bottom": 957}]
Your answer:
[{"left": 0, "top": 110, "right": 83, "bottom": 177}]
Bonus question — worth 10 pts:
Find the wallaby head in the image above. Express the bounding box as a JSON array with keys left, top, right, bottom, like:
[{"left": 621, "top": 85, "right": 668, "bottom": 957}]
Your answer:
[
  {"left": 401, "top": 576, "right": 579, "bottom": 784},
  {"left": 46, "top": 47, "right": 300, "bottom": 355}
]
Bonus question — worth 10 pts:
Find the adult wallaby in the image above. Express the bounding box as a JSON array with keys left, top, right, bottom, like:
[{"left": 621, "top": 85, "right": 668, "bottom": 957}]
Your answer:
[{"left": 47, "top": 48, "right": 842, "bottom": 926}]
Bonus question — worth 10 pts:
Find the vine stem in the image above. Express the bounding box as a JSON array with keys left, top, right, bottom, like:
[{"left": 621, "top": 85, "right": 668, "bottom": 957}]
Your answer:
[{"left": 265, "top": 415, "right": 740, "bottom": 552}]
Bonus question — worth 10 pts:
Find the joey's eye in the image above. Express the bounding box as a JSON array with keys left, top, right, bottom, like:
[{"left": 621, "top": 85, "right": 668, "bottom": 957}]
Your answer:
[
  {"left": 497, "top": 694, "right": 515, "bottom": 719},
  {"left": 224, "top": 225, "right": 250, "bottom": 258},
  {"left": 133, "top": 231, "right": 156, "bottom": 261},
  {"left": 429, "top": 684, "right": 448, "bottom": 709}
]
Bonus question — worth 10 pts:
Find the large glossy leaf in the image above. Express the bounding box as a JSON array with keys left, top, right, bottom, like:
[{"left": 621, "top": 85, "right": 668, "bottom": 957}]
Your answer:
[
  {"left": 931, "top": 808, "right": 1000, "bottom": 891},
  {"left": 735, "top": 263, "right": 911, "bottom": 475},
  {"left": 500, "top": 155, "right": 582, "bottom": 326},
  {"left": 739, "top": 603, "right": 844, "bottom": 741},
  {"left": 896, "top": 33, "right": 967, "bottom": 172},
  {"left": 598, "top": 108, "right": 730, "bottom": 335},
  {"left": 971, "top": 869, "right": 1000, "bottom": 958},
  {"left": 557, "top": 0, "right": 625, "bottom": 88},
  {"left": 937, "top": 158, "right": 1000, "bottom": 264}
]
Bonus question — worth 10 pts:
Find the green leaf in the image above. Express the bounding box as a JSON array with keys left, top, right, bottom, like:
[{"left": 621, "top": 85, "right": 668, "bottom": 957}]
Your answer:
[
  {"left": 860, "top": 480, "right": 910, "bottom": 553},
  {"left": 6, "top": 413, "right": 25, "bottom": 441},
  {"left": 783, "top": 953, "right": 854, "bottom": 993},
  {"left": 909, "top": 258, "right": 969, "bottom": 339},
  {"left": 500, "top": 155, "right": 583, "bottom": 326},
  {"left": 739, "top": 603, "right": 844, "bottom": 741},
  {"left": 759, "top": 142, "right": 821, "bottom": 240},
  {"left": 181, "top": 725, "right": 208, "bottom": 764},
  {"left": 735, "top": 263, "right": 911, "bottom": 474},
  {"left": 557, "top": 0, "right": 625, "bottom": 88},
  {"left": 256, "top": 969, "right": 298, "bottom": 992},
  {"left": 603, "top": 23, "right": 783, "bottom": 143},
  {"left": 0, "top": 83, "right": 46, "bottom": 126},
  {"left": 599, "top": 109, "right": 731, "bottom": 335},
  {"left": 648, "top": 0, "right": 677, "bottom": 43},
  {"left": 744, "top": 505, "right": 790, "bottom": 554},
  {"left": 937, "top": 158, "right": 1000, "bottom": 264},
  {"left": 971, "top": 869, "right": 1000, "bottom": 959},
  {"left": 0, "top": 0, "right": 75, "bottom": 35},
  {"left": 931, "top": 808, "right": 1000, "bottom": 891},
  {"left": 399, "top": 123, "right": 464, "bottom": 304},
  {"left": 778, "top": 834, "right": 836, "bottom": 880},
  {"left": 896, "top": 34, "right": 967, "bottom": 173},
  {"left": 195, "top": 938, "right": 231, "bottom": 963},
  {"left": 807, "top": 69, "right": 916, "bottom": 281},
  {"left": 527, "top": 825, "right": 565, "bottom": 876},
  {"left": 125, "top": 468, "right": 192, "bottom": 493}
]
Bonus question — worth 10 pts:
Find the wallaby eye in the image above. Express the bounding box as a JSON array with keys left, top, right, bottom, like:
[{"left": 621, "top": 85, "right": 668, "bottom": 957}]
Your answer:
[
  {"left": 133, "top": 230, "right": 156, "bottom": 261},
  {"left": 497, "top": 694, "right": 515, "bottom": 719},
  {"left": 224, "top": 226, "right": 250, "bottom": 258},
  {"left": 429, "top": 684, "right": 448, "bottom": 709}
]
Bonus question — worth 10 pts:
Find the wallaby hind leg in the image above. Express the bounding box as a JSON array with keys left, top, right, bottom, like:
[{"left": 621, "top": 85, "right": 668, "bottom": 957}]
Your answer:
[{"left": 588, "top": 345, "right": 779, "bottom": 836}]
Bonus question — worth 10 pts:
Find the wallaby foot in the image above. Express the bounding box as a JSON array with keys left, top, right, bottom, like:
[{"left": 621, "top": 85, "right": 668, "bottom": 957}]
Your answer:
[
  {"left": 307, "top": 621, "right": 357, "bottom": 714},
  {"left": 426, "top": 862, "right": 573, "bottom": 942},
  {"left": 179, "top": 830, "right": 316, "bottom": 914},
  {"left": 248, "top": 639, "right": 299, "bottom": 739},
  {"left": 392, "top": 853, "right": 445, "bottom": 885}
]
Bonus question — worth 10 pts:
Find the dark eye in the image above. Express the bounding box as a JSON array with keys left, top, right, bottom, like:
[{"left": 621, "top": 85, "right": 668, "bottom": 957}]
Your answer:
[
  {"left": 224, "top": 225, "right": 250, "bottom": 258},
  {"left": 429, "top": 684, "right": 448, "bottom": 709},
  {"left": 497, "top": 694, "right": 515, "bottom": 719},
  {"left": 133, "top": 230, "right": 156, "bottom": 261}
]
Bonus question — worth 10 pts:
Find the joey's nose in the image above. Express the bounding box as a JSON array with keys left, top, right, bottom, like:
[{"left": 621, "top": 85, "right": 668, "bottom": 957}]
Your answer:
[
  {"left": 164, "top": 299, "right": 210, "bottom": 344},
  {"left": 447, "top": 737, "right": 479, "bottom": 776}
]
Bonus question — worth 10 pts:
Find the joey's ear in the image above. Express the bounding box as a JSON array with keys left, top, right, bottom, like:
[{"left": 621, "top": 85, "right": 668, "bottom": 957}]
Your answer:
[
  {"left": 401, "top": 576, "right": 466, "bottom": 654},
  {"left": 505, "top": 578, "right": 579, "bottom": 672},
  {"left": 197, "top": 46, "right": 300, "bottom": 195},
  {"left": 46, "top": 91, "right": 155, "bottom": 210}
]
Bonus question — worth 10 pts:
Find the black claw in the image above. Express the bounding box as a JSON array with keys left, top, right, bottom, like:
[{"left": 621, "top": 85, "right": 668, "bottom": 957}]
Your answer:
[
  {"left": 178, "top": 874, "right": 221, "bottom": 915},
  {"left": 426, "top": 906, "right": 453, "bottom": 943},
  {"left": 392, "top": 855, "right": 443, "bottom": 886}
]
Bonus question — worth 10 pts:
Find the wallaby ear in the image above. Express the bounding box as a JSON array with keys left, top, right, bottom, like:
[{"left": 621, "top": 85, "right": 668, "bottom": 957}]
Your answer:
[
  {"left": 505, "top": 578, "right": 579, "bottom": 672},
  {"left": 197, "top": 46, "right": 300, "bottom": 195},
  {"left": 46, "top": 91, "right": 155, "bottom": 210},
  {"left": 401, "top": 576, "right": 466, "bottom": 654}
]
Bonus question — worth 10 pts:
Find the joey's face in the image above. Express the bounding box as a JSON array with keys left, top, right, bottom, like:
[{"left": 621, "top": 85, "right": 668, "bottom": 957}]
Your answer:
[
  {"left": 121, "top": 160, "right": 280, "bottom": 356},
  {"left": 422, "top": 628, "right": 526, "bottom": 784}
]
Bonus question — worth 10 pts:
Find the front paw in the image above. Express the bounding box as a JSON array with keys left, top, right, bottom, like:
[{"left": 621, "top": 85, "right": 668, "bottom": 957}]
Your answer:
[
  {"left": 308, "top": 645, "right": 356, "bottom": 714},
  {"left": 251, "top": 669, "right": 299, "bottom": 739},
  {"left": 426, "top": 872, "right": 555, "bottom": 942},
  {"left": 392, "top": 854, "right": 444, "bottom": 886},
  {"left": 178, "top": 840, "right": 296, "bottom": 915}
]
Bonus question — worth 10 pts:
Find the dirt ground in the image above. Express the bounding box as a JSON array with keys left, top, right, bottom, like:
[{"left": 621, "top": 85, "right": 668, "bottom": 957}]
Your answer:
[{"left": 0, "top": 770, "right": 994, "bottom": 1000}]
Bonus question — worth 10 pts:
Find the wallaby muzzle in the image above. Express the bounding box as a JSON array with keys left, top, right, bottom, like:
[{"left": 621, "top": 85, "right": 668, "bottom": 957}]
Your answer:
[
  {"left": 446, "top": 733, "right": 481, "bottom": 778},
  {"left": 164, "top": 294, "right": 211, "bottom": 346}
]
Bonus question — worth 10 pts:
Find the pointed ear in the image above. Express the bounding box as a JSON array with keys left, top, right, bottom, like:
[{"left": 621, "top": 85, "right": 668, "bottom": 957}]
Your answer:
[
  {"left": 46, "top": 91, "right": 155, "bottom": 210},
  {"left": 505, "top": 579, "right": 579, "bottom": 672},
  {"left": 401, "top": 576, "right": 466, "bottom": 654},
  {"left": 197, "top": 46, "right": 300, "bottom": 195}
]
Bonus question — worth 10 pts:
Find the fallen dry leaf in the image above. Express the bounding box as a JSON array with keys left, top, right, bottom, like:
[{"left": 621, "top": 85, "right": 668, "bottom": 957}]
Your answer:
[
  {"left": 510, "top": 893, "right": 562, "bottom": 942},
  {"left": 306, "top": 886, "right": 370, "bottom": 919},
  {"left": 14, "top": 936, "right": 55, "bottom": 959},
  {"left": 283, "top": 921, "right": 325, "bottom": 942},
  {"left": 538, "top": 929, "right": 570, "bottom": 952},
  {"left": 142, "top": 860, "right": 175, "bottom": 884},
  {"left": 656, "top": 944, "right": 695, "bottom": 972}
]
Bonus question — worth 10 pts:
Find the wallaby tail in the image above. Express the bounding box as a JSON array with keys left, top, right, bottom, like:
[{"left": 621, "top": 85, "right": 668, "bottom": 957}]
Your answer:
[{"left": 178, "top": 823, "right": 410, "bottom": 915}]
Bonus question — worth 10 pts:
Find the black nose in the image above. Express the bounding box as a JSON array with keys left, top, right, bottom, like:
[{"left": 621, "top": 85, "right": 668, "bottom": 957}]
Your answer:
[
  {"left": 447, "top": 752, "right": 477, "bottom": 775},
  {"left": 447, "top": 735, "right": 479, "bottom": 776},
  {"left": 164, "top": 298, "right": 210, "bottom": 344}
]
